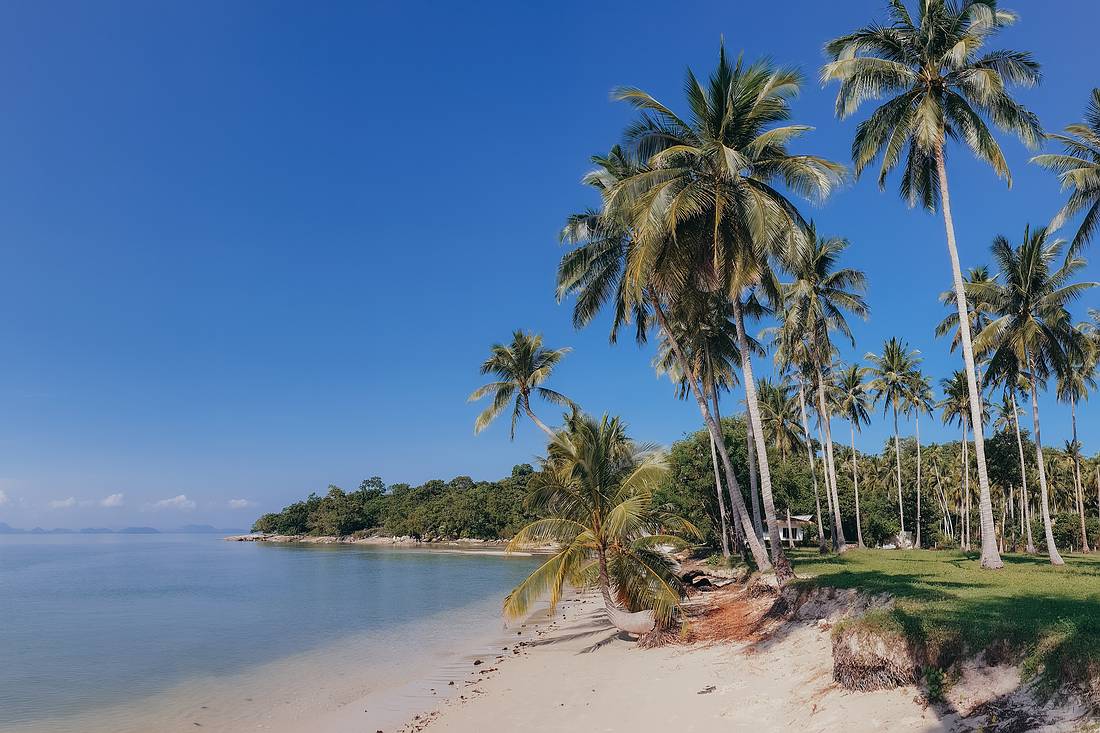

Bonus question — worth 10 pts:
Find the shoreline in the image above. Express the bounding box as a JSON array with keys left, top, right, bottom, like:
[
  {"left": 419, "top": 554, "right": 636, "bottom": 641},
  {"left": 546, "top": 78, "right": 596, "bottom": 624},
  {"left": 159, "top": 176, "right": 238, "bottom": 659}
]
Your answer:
[{"left": 224, "top": 533, "right": 548, "bottom": 556}]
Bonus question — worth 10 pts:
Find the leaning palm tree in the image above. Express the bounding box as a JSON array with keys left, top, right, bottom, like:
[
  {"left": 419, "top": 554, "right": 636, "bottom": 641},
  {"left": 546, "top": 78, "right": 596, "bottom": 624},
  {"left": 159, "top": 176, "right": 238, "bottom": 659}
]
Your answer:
[
  {"left": 867, "top": 338, "right": 921, "bottom": 541},
  {"left": 504, "top": 413, "right": 699, "bottom": 632},
  {"left": 653, "top": 292, "right": 745, "bottom": 558},
  {"left": 603, "top": 46, "right": 844, "bottom": 578},
  {"left": 974, "top": 226, "right": 1098, "bottom": 565},
  {"left": 1032, "top": 89, "right": 1100, "bottom": 255},
  {"left": 558, "top": 148, "right": 773, "bottom": 572},
  {"left": 779, "top": 227, "right": 869, "bottom": 553},
  {"left": 824, "top": 0, "right": 1043, "bottom": 569},
  {"left": 907, "top": 370, "right": 936, "bottom": 548},
  {"left": 835, "top": 363, "right": 871, "bottom": 547},
  {"left": 469, "top": 330, "right": 573, "bottom": 438}
]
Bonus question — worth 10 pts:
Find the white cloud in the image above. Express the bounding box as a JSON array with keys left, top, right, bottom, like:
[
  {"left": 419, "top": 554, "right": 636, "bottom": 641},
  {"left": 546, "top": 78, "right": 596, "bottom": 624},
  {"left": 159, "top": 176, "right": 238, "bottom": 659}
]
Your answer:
[
  {"left": 228, "top": 499, "right": 254, "bottom": 509},
  {"left": 152, "top": 494, "right": 196, "bottom": 510},
  {"left": 100, "top": 493, "right": 124, "bottom": 508},
  {"left": 0, "top": 489, "right": 7, "bottom": 506},
  {"left": 49, "top": 497, "right": 77, "bottom": 509}
]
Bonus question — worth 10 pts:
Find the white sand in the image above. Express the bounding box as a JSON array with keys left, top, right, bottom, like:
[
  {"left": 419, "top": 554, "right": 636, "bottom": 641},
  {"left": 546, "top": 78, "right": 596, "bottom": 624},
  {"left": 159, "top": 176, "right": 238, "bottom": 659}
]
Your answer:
[{"left": 401, "top": 593, "right": 944, "bottom": 733}]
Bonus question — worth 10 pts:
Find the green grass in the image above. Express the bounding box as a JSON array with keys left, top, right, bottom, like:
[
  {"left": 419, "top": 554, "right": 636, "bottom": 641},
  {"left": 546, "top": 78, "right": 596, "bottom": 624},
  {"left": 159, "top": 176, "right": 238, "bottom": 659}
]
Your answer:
[{"left": 790, "top": 548, "right": 1100, "bottom": 692}]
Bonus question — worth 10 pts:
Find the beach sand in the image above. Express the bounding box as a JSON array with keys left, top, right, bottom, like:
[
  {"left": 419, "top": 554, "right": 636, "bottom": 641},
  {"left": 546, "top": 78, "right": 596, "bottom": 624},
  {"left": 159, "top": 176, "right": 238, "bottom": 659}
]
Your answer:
[{"left": 384, "top": 592, "right": 945, "bottom": 733}]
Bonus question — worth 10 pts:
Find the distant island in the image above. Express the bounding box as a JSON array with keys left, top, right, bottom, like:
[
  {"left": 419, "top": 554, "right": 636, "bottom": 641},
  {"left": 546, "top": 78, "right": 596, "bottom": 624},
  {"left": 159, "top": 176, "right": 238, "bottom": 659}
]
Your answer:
[{"left": 0, "top": 522, "right": 247, "bottom": 535}]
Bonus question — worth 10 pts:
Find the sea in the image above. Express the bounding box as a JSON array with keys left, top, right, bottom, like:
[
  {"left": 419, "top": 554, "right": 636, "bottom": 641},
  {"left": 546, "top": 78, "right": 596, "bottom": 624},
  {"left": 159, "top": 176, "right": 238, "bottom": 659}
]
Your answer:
[{"left": 0, "top": 533, "right": 542, "bottom": 732}]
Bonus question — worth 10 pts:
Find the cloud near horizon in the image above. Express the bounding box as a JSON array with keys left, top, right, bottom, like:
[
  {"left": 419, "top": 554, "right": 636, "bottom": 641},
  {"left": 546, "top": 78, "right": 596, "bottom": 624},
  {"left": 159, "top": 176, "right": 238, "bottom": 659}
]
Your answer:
[
  {"left": 0, "top": 490, "right": 7, "bottom": 506},
  {"left": 151, "top": 494, "right": 196, "bottom": 510},
  {"left": 100, "top": 493, "right": 124, "bottom": 507},
  {"left": 48, "top": 497, "right": 77, "bottom": 509},
  {"left": 227, "top": 498, "right": 254, "bottom": 509}
]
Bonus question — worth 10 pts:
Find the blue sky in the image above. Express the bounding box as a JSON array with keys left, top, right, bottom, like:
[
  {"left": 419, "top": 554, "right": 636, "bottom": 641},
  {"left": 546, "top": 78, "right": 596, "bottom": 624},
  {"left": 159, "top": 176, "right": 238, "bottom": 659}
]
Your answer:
[{"left": 1, "top": 1, "right": 1097, "bottom": 528}]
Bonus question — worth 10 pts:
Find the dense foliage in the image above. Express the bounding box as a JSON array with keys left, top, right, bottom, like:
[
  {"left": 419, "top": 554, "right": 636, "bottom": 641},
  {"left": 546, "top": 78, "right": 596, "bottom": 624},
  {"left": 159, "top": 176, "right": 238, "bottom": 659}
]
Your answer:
[{"left": 251, "top": 466, "right": 540, "bottom": 540}]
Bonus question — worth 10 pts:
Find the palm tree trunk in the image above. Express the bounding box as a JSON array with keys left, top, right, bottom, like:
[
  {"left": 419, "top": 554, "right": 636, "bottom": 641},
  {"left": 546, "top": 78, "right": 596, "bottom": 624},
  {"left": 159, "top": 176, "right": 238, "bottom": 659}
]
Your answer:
[
  {"left": 851, "top": 422, "right": 865, "bottom": 548},
  {"left": 1010, "top": 390, "right": 1037, "bottom": 553},
  {"left": 709, "top": 432, "right": 732, "bottom": 558},
  {"left": 746, "top": 427, "right": 764, "bottom": 539},
  {"left": 815, "top": 367, "right": 847, "bottom": 551},
  {"left": 893, "top": 406, "right": 905, "bottom": 537},
  {"left": 799, "top": 381, "right": 829, "bottom": 553},
  {"left": 915, "top": 413, "right": 922, "bottom": 549},
  {"left": 712, "top": 392, "right": 745, "bottom": 556},
  {"left": 522, "top": 398, "right": 555, "bottom": 438},
  {"left": 817, "top": 422, "right": 837, "bottom": 547},
  {"left": 731, "top": 296, "right": 791, "bottom": 578},
  {"left": 963, "top": 422, "right": 970, "bottom": 551},
  {"left": 649, "top": 295, "right": 772, "bottom": 571},
  {"left": 933, "top": 144, "right": 1002, "bottom": 569},
  {"left": 1026, "top": 353, "right": 1064, "bottom": 565},
  {"left": 1071, "top": 396, "right": 1090, "bottom": 553}
]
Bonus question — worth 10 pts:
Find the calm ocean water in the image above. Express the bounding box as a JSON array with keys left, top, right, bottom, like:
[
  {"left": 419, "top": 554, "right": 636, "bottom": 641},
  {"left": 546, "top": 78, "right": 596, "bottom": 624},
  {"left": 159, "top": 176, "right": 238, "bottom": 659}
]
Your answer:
[{"left": 0, "top": 534, "right": 541, "bottom": 732}]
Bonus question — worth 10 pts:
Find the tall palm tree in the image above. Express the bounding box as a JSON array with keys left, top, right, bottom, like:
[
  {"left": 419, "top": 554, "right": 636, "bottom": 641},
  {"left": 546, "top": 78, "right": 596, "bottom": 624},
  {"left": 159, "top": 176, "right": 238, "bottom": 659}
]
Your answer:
[
  {"left": 867, "top": 338, "right": 921, "bottom": 541},
  {"left": 653, "top": 292, "right": 744, "bottom": 558},
  {"left": 469, "top": 331, "right": 573, "bottom": 438},
  {"left": 974, "top": 225, "right": 1098, "bottom": 565},
  {"left": 824, "top": 0, "right": 1042, "bottom": 570},
  {"left": 907, "top": 371, "right": 936, "bottom": 548},
  {"left": 779, "top": 228, "right": 869, "bottom": 553},
  {"left": 558, "top": 149, "right": 773, "bottom": 572},
  {"left": 836, "top": 363, "right": 871, "bottom": 547},
  {"left": 940, "top": 370, "right": 974, "bottom": 550},
  {"left": 504, "top": 413, "right": 698, "bottom": 630},
  {"left": 992, "top": 385, "right": 1035, "bottom": 552},
  {"left": 606, "top": 46, "right": 844, "bottom": 578},
  {"left": 1032, "top": 89, "right": 1100, "bottom": 255},
  {"left": 1056, "top": 334, "right": 1097, "bottom": 553},
  {"left": 757, "top": 377, "right": 805, "bottom": 462}
]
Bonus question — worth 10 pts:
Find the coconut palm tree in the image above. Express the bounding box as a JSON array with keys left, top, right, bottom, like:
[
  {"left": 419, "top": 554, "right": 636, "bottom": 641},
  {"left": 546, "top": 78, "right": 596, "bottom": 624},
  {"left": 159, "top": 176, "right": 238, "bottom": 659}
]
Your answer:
[
  {"left": 652, "top": 292, "right": 745, "bottom": 558},
  {"left": 823, "top": 0, "right": 1043, "bottom": 570},
  {"left": 605, "top": 46, "right": 844, "bottom": 578},
  {"left": 940, "top": 370, "right": 975, "bottom": 549},
  {"left": 504, "top": 413, "right": 699, "bottom": 631},
  {"left": 1056, "top": 334, "right": 1097, "bottom": 553},
  {"left": 974, "top": 225, "right": 1098, "bottom": 565},
  {"left": 907, "top": 371, "right": 936, "bottom": 548},
  {"left": 1032, "top": 89, "right": 1100, "bottom": 255},
  {"left": 992, "top": 384, "right": 1036, "bottom": 552},
  {"left": 779, "top": 228, "right": 869, "bottom": 553},
  {"left": 469, "top": 331, "right": 573, "bottom": 439},
  {"left": 867, "top": 338, "right": 922, "bottom": 541},
  {"left": 558, "top": 149, "right": 773, "bottom": 572},
  {"left": 836, "top": 363, "right": 872, "bottom": 547},
  {"left": 757, "top": 377, "right": 805, "bottom": 462}
]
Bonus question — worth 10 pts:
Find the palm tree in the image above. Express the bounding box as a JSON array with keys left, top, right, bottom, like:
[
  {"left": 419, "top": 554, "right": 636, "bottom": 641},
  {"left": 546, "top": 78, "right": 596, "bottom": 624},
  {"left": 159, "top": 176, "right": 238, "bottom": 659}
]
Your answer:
[
  {"left": 558, "top": 148, "right": 774, "bottom": 572},
  {"left": 1032, "top": 89, "right": 1100, "bottom": 254},
  {"left": 1056, "top": 334, "right": 1098, "bottom": 553},
  {"left": 605, "top": 46, "right": 844, "bottom": 577},
  {"left": 653, "top": 292, "right": 744, "bottom": 558},
  {"left": 867, "top": 338, "right": 921, "bottom": 541},
  {"left": 992, "top": 385, "right": 1036, "bottom": 552},
  {"left": 504, "top": 413, "right": 698, "bottom": 630},
  {"left": 974, "top": 225, "right": 1098, "bottom": 565},
  {"left": 757, "top": 377, "right": 805, "bottom": 462},
  {"left": 836, "top": 363, "right": 871, "bottom": 547},
  {"left": 940, "top": 370, "right": 974, "bottom": 550},
  {"left": 779, "top": 228, "right": 869, "bottom": 553},
  {"left": 823, "top": 0, "right": 1042, "bottom": 570},
  {"left": 469, "top": 331, "right": 573, "bottom": 438},
  {"left": 907, "top": 371, "right": 935, "bottom": 548}
]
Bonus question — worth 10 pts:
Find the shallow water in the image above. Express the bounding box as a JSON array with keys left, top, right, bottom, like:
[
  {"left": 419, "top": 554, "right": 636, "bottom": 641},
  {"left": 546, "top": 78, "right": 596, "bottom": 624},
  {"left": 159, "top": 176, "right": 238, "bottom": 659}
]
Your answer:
[{"left": 0, "top": 534, "right": 540, "bottom": 732}]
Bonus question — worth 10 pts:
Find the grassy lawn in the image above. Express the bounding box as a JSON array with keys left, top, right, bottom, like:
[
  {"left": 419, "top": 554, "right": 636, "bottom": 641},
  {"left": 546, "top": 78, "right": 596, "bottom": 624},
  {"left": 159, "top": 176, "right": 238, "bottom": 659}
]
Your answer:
[{"left": 789, "top": 548, "right": 1100, "bottom": 690}]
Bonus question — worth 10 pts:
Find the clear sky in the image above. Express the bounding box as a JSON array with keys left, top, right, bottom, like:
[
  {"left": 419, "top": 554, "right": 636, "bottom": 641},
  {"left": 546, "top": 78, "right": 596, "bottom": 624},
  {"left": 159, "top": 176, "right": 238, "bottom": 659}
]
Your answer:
[{"left": 1, "top": 1, "right": 1097, "bottom": 528}]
